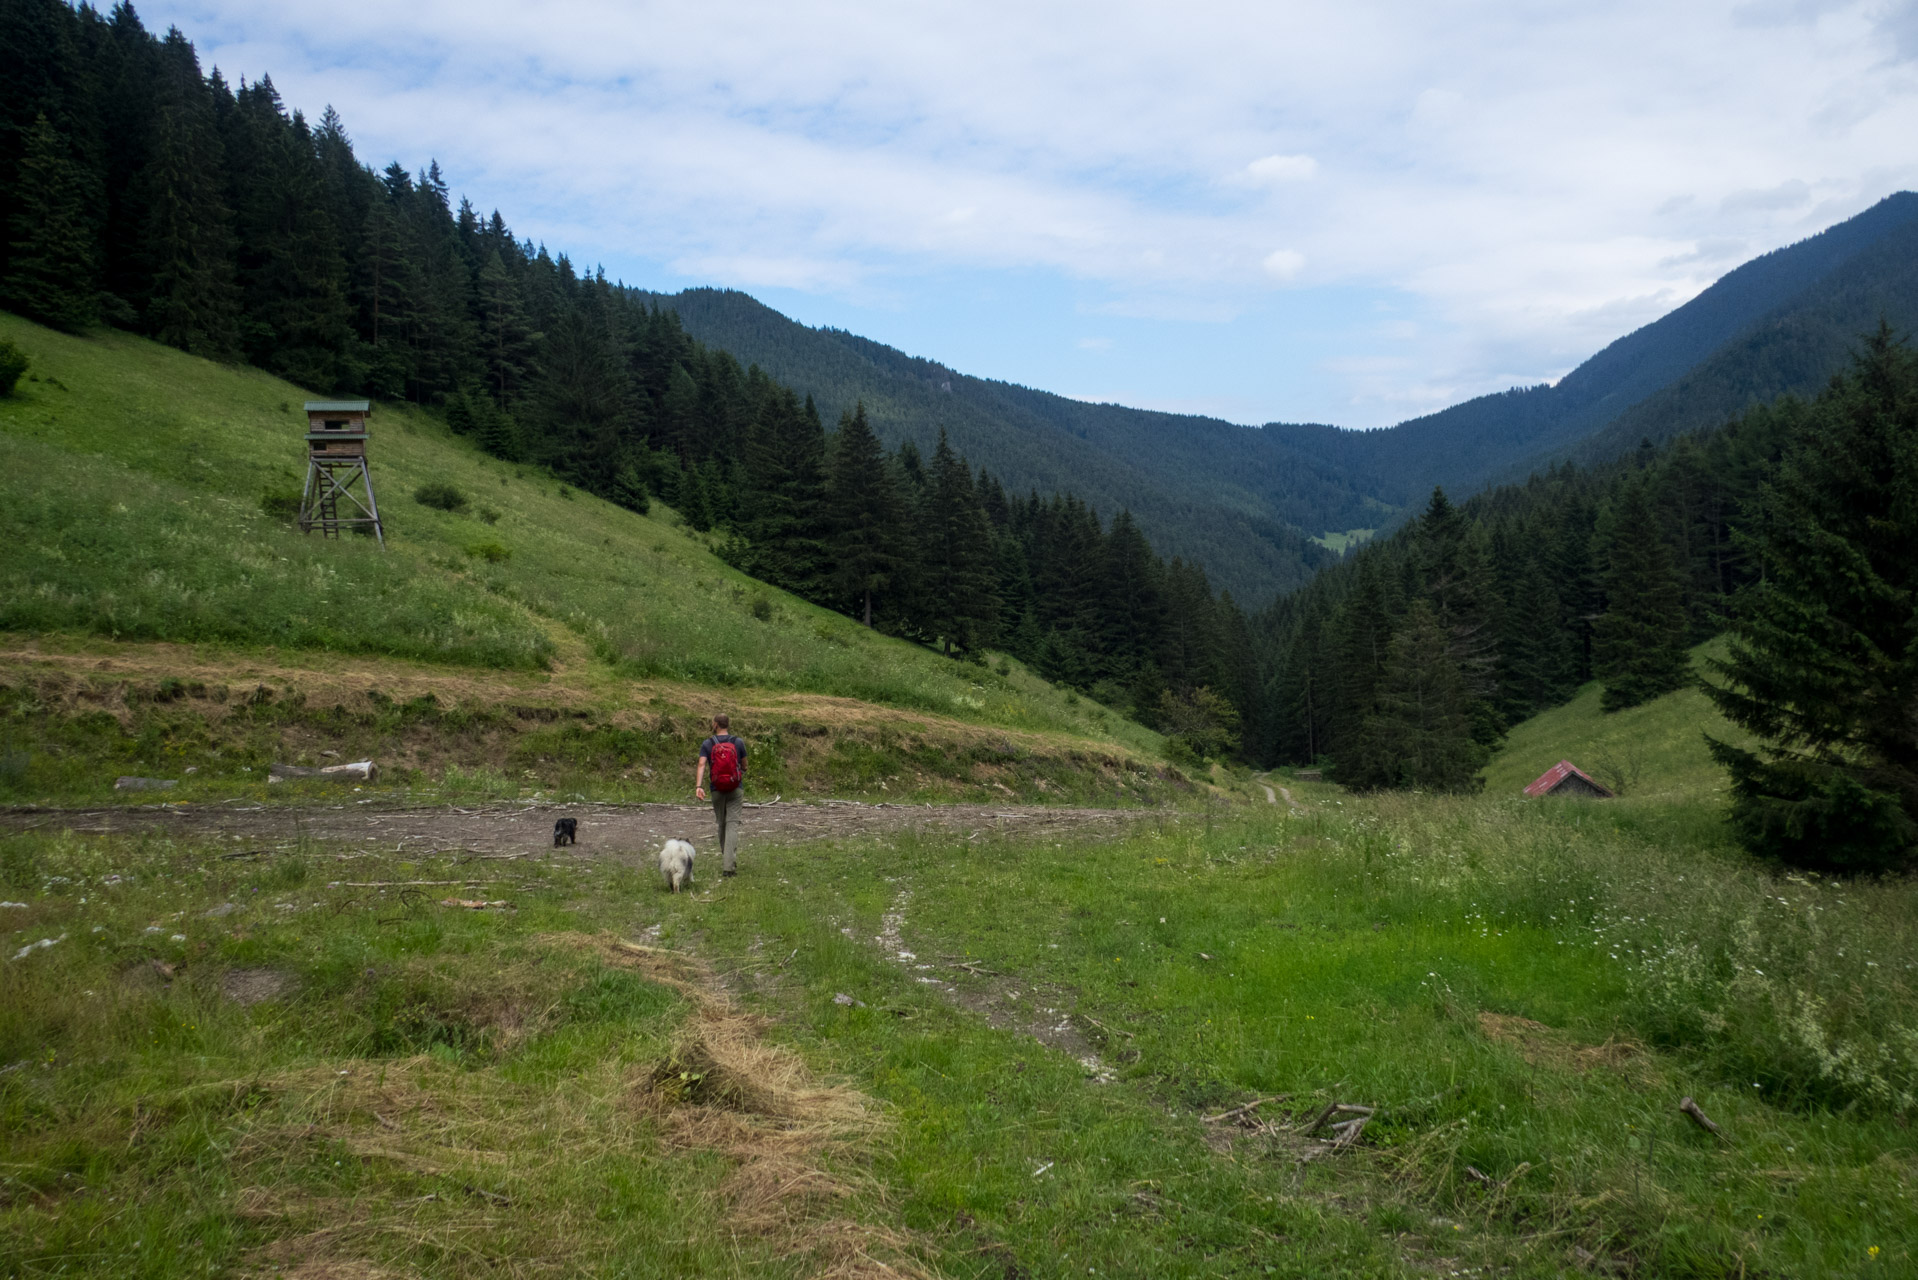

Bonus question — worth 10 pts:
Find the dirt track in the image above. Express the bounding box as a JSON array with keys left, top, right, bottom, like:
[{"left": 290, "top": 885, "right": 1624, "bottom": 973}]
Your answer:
[{"left": 0, "top": 799, "right": 1167, "bottom": 856}]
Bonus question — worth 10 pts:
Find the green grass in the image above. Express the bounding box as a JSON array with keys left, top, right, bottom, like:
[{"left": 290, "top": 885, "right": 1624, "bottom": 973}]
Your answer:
[
  {"left": 1483, "top": 640, "right": 1757, "bottom": 801},
  {"left": 1311, "top": 528, "right": 1376, "bottom": 554},
  {"left": 0, "top": 313, "right": 1160, "bottom": 755},
  {"left": 5, "top": 774, "right": 1914, "bottom": 1276}
]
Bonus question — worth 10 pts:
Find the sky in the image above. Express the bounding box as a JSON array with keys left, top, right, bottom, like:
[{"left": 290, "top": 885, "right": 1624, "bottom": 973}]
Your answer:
[{"left": 147, "top": 0, "right": 1918, "bottom": 430}]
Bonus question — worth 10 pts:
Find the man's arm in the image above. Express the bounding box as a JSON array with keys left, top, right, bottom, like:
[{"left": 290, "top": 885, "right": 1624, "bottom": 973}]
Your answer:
[{"left": 695, "top": 755, "right": 708, "bottom": 801}]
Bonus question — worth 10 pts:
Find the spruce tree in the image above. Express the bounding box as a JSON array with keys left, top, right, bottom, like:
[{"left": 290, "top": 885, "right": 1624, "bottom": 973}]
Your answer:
[
  {"left": 475, "top": 396, "right": 523, "bottom": 462},
  {"left": 140, "top": 33, "right": 239, "bottom": 356},
  {"left": 476, "top": 245, "right": 534, "bottom": 403},
  {"left": 1328, "top": 553, "right": 1395, "bottom": 771},
  {"left": 356, "top": 174, "right": 416, "bottom": 398},
  {"left": 674, "top": 462, "right": 713, "bottom": 531},
  {"left": 736, "top": 388, "right": 829, "bottom": 596},
  {"left": 923, "top": 429, "right": 999, "bottom": 655},
  {"left": 1352, "top": 601, "right": 1487, "bottom": 792},
  {"left": 1705, "top": 328, "right": 1918, "bottom": 873},
  {"left": 1592, "top": 478, "right": 1690, "bottom": 711},
  {"left": 825, "top": 403, "right": 905, "bottom": 626},
  {"left": 1098, "top": 511, "right": 1167, "bottom": 699},
  {"left": 5, "top": 114, "right": 99, "bottom": 331}
]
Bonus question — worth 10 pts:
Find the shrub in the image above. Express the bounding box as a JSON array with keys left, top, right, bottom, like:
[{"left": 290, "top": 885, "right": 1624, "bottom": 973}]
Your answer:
[
  {"left": 259, "top": 489, "right": 302, "bottom": 524},
  {"left": 466, "top": 540, "right": 510, "bottom": 563},
  {"left": 415, "top": 481, "right": 469, "bottom": 512},
  {"left": 0, "top": 339, "right": 27, "bottom": 396},
  {"left": 750, "top": 596, "right": 774, "bottom": 622}
]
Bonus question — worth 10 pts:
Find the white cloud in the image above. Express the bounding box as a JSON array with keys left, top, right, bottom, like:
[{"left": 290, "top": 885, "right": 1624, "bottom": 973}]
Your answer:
[
  {"left": 1242, "top": 154, "right": 1318, "bottom": 185},
  {"left": 1721, "top": 179, "right": 1814, "bottom": 212},
  {"left": 148, "top": 0, "right": 1918, "bottom": 428},
  {"left": 1262, "top": 249, "right": 1306, "bottom": 280}
]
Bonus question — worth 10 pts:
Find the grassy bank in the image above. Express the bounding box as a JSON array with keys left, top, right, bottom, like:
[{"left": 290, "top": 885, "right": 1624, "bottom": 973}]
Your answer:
[
  {"left": 5, "top": 773, "right": 1913, "bottom": 1277},
  {"left": 0, "top": 633, "right": 1207, "bottom": 808},
  {"left": 0, "top": 313, "right": 1160, "bottom": 755}
]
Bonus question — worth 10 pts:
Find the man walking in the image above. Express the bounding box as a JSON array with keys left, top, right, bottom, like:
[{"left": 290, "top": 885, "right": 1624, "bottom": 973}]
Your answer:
[{"left": 694, "top": 714, "right": 747, "bottom": 876}]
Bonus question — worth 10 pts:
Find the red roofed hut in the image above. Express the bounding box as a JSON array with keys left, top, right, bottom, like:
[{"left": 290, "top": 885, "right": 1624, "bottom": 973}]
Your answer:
[{"left": 1523, "top": 760, "right": 1615, "bottom": 798}]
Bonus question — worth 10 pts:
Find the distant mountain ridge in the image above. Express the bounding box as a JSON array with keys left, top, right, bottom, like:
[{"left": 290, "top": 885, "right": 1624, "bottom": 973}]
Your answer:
[
  {"left": 643, "top": 191, "right": 1918, "bottom": 604},
  {"left": 643, "top": 287, "right": 1364, "bottom": 602},
  {"left": 1304, "top": 191, "right": 1918, "bottom": 499}
]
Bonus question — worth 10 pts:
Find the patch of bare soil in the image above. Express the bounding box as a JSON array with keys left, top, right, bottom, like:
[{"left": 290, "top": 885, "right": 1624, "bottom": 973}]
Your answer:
[
  {"left": 222, "top": 967, "right": 297, "bottom": 1006},
  {"left": 0, "top": 799, "right": 1159, "bottom": 861},
  {"left": 1477, "top": 1011, "right": 1642, "bottom": 1074}
]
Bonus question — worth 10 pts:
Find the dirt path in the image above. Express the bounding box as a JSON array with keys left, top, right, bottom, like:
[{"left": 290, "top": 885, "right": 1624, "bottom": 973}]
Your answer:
[{"left": 0, "top": 799, "right": 1164, "bottom": 858}]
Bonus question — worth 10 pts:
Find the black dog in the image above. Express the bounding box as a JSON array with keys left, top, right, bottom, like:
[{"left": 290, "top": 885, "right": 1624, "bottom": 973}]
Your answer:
[{"left": 553, "top": 817, "right": 577, "bottom": 847}]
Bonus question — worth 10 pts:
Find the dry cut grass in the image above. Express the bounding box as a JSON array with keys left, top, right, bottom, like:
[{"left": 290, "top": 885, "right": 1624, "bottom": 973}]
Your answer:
[{"left": 558, "top": 935, "right": 940, "bottom": 1280}]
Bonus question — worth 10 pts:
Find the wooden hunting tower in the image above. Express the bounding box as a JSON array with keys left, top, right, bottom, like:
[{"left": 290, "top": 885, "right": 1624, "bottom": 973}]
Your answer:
[{"left": 298, "top": 400, "right": 384, "bottom": 545}]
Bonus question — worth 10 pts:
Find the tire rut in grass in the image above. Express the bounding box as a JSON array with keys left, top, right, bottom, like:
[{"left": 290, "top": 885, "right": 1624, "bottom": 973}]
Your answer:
[{"left": 857, "top": 883, "right": 1117, "bottom": 1084}]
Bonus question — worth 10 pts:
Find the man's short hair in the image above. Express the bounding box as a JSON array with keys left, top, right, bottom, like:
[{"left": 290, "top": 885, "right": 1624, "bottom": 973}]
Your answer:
[{"left": 713, "top": 713, "right": 730, "bottom": 729}]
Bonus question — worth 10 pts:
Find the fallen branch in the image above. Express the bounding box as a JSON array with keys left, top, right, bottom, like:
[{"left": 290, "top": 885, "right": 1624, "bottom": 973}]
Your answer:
[
  {"left": 268, "top": 760, "right": 377, "bottom": 784},
  {"left": 1329, "top": 1116, "right": 1369, "bottom": 1148},
  {"left": 1307, "top": 1102, "right": 1374, "bottom": 1137},
  {"left": 440, "top": 898, "right": 512, "bottom": 910},
  {"left": 1078, "top": 1013, "right": 1138, "bottom": 1041},
  {"left": 1679, "top": 1096, "right": 1726, "bottom": 1140},
  {"left": 1202, "top": 1095, "right": 1288, "bottom": 1125}
]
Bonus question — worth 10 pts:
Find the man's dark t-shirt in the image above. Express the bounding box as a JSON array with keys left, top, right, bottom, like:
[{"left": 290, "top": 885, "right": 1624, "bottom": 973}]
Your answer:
[{"left": 699, "top": 734, "right": 747, "bottom": 778}]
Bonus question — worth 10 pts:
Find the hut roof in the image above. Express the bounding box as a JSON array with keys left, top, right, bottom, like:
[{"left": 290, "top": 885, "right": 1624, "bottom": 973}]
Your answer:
[
  {"left": 1523, "top": 759, "right": 1615, "bottom": 798},
  {"left": 304, "top": 400, "right": 371, "bottom": 413}
]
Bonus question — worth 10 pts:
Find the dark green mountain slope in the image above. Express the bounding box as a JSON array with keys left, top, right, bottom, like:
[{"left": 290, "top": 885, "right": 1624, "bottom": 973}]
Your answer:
[
  {"left": 646, "top": 287, "right": 1357, "bottom": 602},
  {"left": 1571, "top": 207, "right": 1918, "bottom": 464}
]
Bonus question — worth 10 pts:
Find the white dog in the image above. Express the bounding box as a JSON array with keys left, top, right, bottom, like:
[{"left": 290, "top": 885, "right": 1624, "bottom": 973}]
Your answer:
[{"left": 658, "top": 838, "right": 696, "bottom": 893}]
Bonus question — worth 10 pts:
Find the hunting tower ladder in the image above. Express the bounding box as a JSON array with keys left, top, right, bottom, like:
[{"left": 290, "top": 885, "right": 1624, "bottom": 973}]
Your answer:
[{"left": 298, "top": 400, "right": 384, "bottom": 546}]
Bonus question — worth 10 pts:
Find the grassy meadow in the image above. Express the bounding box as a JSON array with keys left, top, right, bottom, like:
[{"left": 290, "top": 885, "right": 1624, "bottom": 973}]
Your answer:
[
  {"left": 1483, "top": 641, "right": 1754, "bottom": 802},
  {"left": 5, "top": 677, "right": 1916, "bottom": 1277}
]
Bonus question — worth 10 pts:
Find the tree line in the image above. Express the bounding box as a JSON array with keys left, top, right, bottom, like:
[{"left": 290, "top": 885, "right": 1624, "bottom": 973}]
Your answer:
[
  {"left": 0, "top": 0, "right": 1259, "bottom": 757},
  {"left": 1254, "top": 380, "right": 1806, "bottom": 786}
]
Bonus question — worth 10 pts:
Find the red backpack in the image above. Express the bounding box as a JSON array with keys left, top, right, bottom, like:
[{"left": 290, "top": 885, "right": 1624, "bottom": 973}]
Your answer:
[{"left": 709, "top": 738, "right": 742, "bottom": 792}]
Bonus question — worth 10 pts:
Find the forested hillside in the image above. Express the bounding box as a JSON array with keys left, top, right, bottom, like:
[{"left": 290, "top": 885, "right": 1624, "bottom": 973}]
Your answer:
[
  {"left": 1251, "top": 337, "right": 1894, "bottom": 782},
  {"left": 0, "top": 0, "right": 1270, "bottom": 755},
  {"left": 647, "top": 287, "right": 1356, "bottom": 601}
]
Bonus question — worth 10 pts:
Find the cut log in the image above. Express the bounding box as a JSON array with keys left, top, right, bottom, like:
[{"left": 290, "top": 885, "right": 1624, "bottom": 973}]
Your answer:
[
  {"left": 1679, "top": 1096, "right": 1725, "bottom": 1139},
  {"left": 269, "top": 760, "right": 377, "bottom": 784}
]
